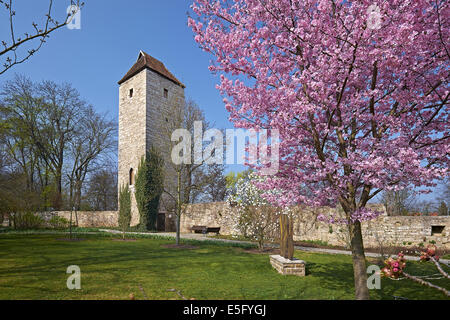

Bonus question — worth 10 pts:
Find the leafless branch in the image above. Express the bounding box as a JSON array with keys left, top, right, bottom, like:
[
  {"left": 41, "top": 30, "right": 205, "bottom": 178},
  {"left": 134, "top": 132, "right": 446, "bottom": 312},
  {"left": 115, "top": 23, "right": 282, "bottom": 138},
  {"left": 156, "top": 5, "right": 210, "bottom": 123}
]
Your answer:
[{"left": 0, "top": 0, "right": 84, "bottom": 75}]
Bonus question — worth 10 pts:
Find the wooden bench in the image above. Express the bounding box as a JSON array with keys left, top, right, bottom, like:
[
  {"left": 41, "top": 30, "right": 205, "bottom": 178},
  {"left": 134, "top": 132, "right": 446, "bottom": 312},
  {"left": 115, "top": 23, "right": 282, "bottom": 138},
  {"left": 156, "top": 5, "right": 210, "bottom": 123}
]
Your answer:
[
  {"left": 189, "top": 225, "right": 221, "bottom": 235},
  {"left": 190, "top": 225, "right": 207, "bottom": 234},
  {"left": 205, "top": 227, "right": 220, "bottom": 235}
]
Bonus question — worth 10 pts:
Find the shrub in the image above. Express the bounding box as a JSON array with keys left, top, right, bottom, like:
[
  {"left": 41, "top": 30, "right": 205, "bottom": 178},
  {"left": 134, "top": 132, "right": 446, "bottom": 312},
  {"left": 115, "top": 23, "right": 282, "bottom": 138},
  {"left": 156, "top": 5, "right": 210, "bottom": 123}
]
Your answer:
[
  {"left": 12, "top": 212, "right": 45, "bottom": 230},
  {"left": 238, "top": 205, "right": 279, "bottom": 249},
  {"left": 48, "top": 216, "right": 70, "bottom": 229},
  {"left": 226, "top": 172, "right": 280, "bottom": 250},
  {"left": 134, "top": 146, "right": 164, "bottom": 231}
]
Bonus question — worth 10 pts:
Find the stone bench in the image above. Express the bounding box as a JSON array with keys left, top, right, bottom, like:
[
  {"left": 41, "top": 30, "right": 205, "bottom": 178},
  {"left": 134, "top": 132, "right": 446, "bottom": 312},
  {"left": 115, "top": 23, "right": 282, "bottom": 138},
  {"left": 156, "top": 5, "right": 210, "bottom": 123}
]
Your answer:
[{"left": 270, "top": 255, "right": 306, "bottom": 276}]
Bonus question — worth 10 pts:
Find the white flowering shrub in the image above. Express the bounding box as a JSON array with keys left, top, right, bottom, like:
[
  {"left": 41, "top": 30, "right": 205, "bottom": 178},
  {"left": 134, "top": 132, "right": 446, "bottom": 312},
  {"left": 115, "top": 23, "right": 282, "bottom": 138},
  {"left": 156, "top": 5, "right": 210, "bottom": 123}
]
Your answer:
[{"left": 226, "top": 172, "right": 280, "bottom": 249}]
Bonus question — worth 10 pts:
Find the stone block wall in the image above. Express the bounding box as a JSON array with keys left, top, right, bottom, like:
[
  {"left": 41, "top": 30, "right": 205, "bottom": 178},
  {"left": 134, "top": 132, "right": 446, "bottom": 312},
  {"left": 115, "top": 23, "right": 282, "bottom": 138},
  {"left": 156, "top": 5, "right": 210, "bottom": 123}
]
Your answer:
[
  {"left": 181, "top": 202, "right": 237, "bottom": 234},
  {"left": 291, "top": 207, "right": 450, "bottom": 249},
  {"left": 41, "top": 211, "right": 118, "bottom": 228},
  {"left": 270, "top": 255, "right": 306, "bottom": 276},
  {"left": 181, "top": 202, "right": 450, "bottom": 249},
  {"left": 27, "top": 202, "right": 449, "bottom": 250}
]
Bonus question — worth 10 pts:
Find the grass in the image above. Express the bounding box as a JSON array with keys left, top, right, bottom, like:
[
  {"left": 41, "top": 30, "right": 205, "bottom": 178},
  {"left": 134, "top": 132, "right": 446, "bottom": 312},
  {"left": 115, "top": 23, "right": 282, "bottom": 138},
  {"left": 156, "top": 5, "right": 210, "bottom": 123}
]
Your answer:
[
  {"left": 0, "top": 233, "right": 448, "bottom": 300},
  {"left": 209, "top": 234, "right": 252, "bottom": 242}
]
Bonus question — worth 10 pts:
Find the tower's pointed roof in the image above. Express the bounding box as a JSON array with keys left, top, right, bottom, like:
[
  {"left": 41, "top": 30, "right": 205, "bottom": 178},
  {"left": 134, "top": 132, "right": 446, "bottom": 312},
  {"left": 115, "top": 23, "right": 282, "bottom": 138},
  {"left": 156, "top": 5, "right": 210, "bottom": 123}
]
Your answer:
[{"left": 118, "top": 50, "right": 185, "bottom": 88}]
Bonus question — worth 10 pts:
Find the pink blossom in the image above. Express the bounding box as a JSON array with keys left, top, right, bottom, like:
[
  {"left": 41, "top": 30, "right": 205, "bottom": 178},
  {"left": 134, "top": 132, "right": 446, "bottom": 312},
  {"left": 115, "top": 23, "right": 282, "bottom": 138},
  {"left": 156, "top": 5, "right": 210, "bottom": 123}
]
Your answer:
[{"left": 189, "top": 0, "right": 449, "bottom": 225}]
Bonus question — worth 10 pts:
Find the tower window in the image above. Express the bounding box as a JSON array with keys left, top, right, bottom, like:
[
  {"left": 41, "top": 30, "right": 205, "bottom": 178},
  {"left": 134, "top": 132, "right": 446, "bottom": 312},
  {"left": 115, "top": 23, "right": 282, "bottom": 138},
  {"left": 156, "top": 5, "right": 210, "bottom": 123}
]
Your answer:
[
  {"left": 163, "top": 88, "right": 168, "bottom": 98},
  {"left": 129, "top": 88, "right": 133, "bottom": 98},
  {"left": 129, "top": 168, "right": 134, "bottom": 185}
]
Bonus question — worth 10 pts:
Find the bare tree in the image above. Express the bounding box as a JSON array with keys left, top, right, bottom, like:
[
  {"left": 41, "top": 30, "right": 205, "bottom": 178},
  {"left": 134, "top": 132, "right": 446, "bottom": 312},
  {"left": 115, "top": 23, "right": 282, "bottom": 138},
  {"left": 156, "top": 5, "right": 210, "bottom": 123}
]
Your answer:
[
  {"left": 158, "top": 98, "right": 222, "bottom": 244},
  {"left": 31, "top": 80, "right": 86, "bottom": 209},
  {"left": 437, "top": 201, "right": 448, "bottom": 216},
  {"left": 0, "top": 75, "right": 58, "bottom": 210},
  {"left": 158, "top": 97, "right": 188, "bottom": 244},
  {"left": 437, "top": 178, "right": 450, "bottom": 209},
  {"left": 191, "top": 163, "right": 227, "bottom": 203},
  {"left": 0, "top": 75, "right": 115, "bottom": 212},
  {"left": 381, "top": 188, "right": 416, "bottom": 216},
  {"left": 180, "top": 100, "right": 226, "bottom": 204},
  {"left": 413, "top": 200, "right": 438, "bottom": 216},
  {"left": 444, "top": 180, "right": 450, "bottom": 204},
  {"left": 0, "top": 0, "right": 83, "bottom": 75},
  {"left": 0, "top": 75, "right": 39, "bottom": 192},
  {"left": 66, "top": 105, "right": 116, "bottom": 223},
  {"left": 84, "top": 167, "right": 117, "bottom": 211}
]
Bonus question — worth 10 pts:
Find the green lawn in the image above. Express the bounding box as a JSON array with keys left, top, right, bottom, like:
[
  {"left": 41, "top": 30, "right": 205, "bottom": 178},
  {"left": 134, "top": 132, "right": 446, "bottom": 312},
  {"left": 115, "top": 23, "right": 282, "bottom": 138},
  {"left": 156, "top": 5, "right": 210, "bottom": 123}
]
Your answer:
[{"left": 0, "top": 233, "right": 448, "bottom": 300}]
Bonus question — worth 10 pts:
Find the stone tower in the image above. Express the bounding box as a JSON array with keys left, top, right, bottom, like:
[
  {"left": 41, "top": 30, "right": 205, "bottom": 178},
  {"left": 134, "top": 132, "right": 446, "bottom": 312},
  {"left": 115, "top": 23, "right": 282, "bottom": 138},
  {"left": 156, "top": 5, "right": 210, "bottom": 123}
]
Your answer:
[{"left": 118, "top": 50, "right": 185, "bottom": 228}]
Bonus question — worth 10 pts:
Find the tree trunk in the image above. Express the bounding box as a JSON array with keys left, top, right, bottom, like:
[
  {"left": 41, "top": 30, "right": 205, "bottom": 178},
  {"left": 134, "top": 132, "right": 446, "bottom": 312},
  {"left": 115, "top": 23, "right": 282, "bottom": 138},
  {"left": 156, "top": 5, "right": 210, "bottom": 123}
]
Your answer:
[
  {"left": 348, "top": 221, "right": 370, "bottom": 300},
  {"left": 176, "top": 214, "right": 181, "bottom": 245},
  {"left": 69, "top": 209, "right": 73, "bottom": 240},
  {"left": 258, "top": 239, "right": 263, "bottom": 250},
  {"left": 75, "top": 182, "right": 81, "bottom": 226},
  {"left": 176, "top": 170, "right": 181, "bottom": 246},
  {"left": 55, "top": 168, "right": 63, "bottom": 210}
]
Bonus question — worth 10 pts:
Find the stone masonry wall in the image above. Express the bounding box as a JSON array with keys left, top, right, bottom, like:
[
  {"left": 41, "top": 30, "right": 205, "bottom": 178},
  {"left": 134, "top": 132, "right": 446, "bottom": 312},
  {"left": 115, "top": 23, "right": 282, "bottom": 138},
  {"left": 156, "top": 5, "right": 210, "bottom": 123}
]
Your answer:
[
  {"left": 181, "top": 202, "right": 450, "bottom": 249},
  {"left": 29, "top": 202, "right": 449, "bottom": 250},
  {"left": 41, "top": 211, "right": 118, "bottom": 228},
  {"left": 181, "top": 202, "right": 234, "bottom": 234}
]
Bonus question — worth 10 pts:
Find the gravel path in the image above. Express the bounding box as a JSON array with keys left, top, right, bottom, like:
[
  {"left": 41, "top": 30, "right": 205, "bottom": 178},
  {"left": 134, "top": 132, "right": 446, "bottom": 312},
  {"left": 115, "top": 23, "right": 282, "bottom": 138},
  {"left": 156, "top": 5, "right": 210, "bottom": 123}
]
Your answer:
[{"left": 98, "top": 229, "right": 450, "bottom": 265}]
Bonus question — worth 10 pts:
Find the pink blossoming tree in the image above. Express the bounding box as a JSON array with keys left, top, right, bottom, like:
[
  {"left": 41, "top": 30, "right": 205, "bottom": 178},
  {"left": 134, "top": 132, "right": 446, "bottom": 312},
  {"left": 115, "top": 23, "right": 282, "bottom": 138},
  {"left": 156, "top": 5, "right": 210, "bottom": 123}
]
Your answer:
[{"left": 189, "top": 0, "right": 449, "bottom": 299}]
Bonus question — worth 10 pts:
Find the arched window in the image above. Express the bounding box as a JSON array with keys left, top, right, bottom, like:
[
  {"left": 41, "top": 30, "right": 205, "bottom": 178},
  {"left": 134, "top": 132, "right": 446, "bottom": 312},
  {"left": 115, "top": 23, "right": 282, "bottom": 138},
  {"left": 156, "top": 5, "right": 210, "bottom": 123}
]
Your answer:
[{"left": 129, "top": 168, "right": 134, "bottom": 185}]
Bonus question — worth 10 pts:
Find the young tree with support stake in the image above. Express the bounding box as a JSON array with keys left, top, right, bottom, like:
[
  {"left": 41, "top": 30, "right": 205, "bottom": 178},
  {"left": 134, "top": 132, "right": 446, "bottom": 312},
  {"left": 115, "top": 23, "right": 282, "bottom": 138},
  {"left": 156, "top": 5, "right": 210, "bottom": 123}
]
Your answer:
[
  {"left": 189, "top": 0, "right": 449, "bottom": 299},
  {"left": 160, "top": 98, "right": 223, "bottom": 245}
]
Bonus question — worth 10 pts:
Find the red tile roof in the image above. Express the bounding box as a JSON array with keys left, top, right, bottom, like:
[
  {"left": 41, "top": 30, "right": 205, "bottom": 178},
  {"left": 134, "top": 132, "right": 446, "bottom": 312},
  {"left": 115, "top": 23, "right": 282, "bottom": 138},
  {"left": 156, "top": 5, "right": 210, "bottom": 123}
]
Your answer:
[{"left": 118, "top": 51, "right": 185, "bottom": 88}]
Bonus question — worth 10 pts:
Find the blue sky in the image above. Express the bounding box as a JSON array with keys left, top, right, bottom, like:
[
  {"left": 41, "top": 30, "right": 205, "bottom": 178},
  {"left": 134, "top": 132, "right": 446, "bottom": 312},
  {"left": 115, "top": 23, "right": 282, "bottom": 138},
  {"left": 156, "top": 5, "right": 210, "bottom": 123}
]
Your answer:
[
  {"left": 0, "top": 0, "right": 247, "bottom": 173},
  {"left": 0, "top": 1, "right": 229, "bottom": 127},
  {"left": 0, "top": 0, "right": 444, "bottom": 203}
]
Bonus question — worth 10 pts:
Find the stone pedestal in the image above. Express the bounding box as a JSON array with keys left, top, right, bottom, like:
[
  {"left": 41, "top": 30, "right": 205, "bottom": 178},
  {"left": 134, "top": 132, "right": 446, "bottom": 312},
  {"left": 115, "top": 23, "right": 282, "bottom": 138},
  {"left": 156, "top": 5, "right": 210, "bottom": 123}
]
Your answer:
[{"left": 270, "top": 255, "right": 306, "bottom": 276}]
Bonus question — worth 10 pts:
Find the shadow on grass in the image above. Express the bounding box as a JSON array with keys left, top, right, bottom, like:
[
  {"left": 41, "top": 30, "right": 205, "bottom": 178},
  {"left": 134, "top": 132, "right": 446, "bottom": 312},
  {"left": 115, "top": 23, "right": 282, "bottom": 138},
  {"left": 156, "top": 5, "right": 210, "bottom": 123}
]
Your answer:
[{"left": 0, "top": 234, "right": 448, "bottom": 300}]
